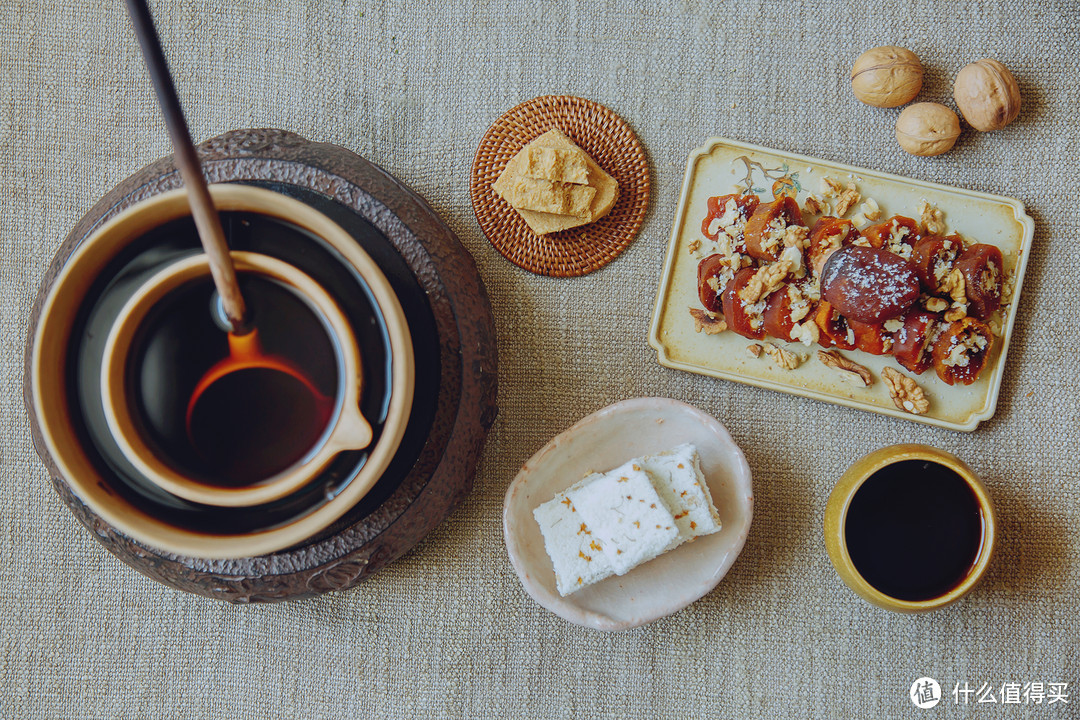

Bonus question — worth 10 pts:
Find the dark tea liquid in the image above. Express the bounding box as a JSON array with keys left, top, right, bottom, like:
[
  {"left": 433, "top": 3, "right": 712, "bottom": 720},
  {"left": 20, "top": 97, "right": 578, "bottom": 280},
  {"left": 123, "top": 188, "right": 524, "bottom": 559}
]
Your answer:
[
  {"left": 845, "top": 460, "right": 984, "bottom": 602},
  {"left": 128, "top": 273, "right": 340, "bottom": 488}
]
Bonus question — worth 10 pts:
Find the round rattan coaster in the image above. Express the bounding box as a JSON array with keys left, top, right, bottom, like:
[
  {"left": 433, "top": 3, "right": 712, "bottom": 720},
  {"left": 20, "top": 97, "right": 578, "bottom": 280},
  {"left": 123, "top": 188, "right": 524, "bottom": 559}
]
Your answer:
[{"left": 470, "top": 95, "right": 650, "bottom": 277}]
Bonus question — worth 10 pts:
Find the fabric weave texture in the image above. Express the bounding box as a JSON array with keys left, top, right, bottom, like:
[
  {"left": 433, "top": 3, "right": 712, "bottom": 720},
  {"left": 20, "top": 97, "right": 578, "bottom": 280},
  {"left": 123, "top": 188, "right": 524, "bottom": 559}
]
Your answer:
[{"left": 1, "top": 0, "right": 1077, "bottom": 717}]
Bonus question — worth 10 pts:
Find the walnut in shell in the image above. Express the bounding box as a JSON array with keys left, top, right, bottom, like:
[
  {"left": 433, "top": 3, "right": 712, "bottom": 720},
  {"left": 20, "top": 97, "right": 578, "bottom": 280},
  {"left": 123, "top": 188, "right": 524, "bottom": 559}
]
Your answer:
[
  {"left": 954, "top": 59, "right": 1021, "bottom": 132},
  {"left": 895, "top": 103, "right": 961, "bottom": 157},
  {"left": 850, "top": 46, "right": 924, "bottom": 108}
]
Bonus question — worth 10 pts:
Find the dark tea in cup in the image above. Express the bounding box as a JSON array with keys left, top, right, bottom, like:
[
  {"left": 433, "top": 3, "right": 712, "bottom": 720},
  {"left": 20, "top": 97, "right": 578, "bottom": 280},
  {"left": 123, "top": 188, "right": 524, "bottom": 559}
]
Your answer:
[
  {"left": 129, "top": 271, "right": 340, "bottom": 487},
  {"left": 844, "top": 459, "right": 984, "bottom": 602},
  {"left": 824, "top": 444, "right": 996, "bottom": 612}
]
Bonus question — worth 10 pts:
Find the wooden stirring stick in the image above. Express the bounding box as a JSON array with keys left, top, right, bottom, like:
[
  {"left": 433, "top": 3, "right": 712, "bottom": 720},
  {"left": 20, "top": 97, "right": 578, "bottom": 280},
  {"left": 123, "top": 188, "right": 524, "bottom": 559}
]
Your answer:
[{"left": 124, "top": 0, "right": 249, "bottom": 333}]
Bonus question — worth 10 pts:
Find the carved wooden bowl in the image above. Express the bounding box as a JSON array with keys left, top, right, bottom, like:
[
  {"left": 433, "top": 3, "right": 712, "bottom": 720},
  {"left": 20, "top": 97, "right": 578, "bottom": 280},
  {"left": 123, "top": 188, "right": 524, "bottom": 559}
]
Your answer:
[{"left": 23, "top": 128, "right": 498, "bottom": 602}]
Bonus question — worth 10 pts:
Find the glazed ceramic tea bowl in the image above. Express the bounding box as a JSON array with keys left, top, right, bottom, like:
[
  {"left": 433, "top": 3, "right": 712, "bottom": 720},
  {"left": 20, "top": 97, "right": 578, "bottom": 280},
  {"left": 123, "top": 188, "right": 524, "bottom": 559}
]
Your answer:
[
  {"left": 29, "top": 184, "right": 414, "bottom": 558},
  {"left": 100, "top": 250, "right": 384, "bottom": 507}
]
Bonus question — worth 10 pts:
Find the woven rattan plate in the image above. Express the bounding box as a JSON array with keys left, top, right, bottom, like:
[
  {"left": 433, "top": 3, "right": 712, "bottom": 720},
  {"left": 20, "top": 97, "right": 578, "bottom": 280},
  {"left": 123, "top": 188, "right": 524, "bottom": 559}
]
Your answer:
[{"left": 470, "top": 96, "right": 650, "bottom": 277}]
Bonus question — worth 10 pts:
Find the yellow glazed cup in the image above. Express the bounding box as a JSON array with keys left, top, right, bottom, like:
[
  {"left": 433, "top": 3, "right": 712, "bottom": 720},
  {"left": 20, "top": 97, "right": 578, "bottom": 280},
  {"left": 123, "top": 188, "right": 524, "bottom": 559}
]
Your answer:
[{"left": 824, "top": 444, "right": 996, "bottom": 612}]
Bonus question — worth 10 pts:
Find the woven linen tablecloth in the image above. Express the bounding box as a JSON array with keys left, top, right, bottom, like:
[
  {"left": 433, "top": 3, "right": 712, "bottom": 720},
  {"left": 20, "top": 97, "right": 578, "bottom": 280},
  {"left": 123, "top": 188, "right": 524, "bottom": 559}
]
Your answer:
[{"left": 2, "top": 1, "right": 1077, "bottom": 718}]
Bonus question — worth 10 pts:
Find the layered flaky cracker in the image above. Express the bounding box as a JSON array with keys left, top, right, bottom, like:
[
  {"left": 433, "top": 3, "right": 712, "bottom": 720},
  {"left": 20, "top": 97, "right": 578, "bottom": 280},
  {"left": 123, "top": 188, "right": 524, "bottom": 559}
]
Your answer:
[
  {"left": 502, "top": 177, "right": 596, "bottom": 218},
  {"left": 493, "top": 128, "right": 619, "bottom": 235},
  {"left": 524, "top": 145, "right": 590, "bottom": 185}
]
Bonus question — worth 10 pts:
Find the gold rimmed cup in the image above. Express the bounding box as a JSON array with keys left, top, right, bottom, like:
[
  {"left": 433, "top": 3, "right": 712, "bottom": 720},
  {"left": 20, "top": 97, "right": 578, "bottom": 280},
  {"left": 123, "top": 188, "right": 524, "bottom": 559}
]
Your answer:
[{"left": 824, "top": 444, "right": 996, "bottom": 612}]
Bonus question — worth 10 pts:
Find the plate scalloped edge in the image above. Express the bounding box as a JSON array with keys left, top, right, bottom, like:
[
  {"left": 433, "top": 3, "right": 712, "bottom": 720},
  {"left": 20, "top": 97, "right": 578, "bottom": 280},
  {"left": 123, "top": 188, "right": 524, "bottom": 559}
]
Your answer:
[{"left": 648, "top": 137, "right": 1035, "bottom": 432}]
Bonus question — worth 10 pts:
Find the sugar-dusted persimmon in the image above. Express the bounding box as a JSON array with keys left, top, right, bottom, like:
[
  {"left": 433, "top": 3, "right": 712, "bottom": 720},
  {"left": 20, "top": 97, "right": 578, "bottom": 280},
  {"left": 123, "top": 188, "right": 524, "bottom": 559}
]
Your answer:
[
  {"left": 697, "top": 254, "right": 728, "bottom": 314},
  {"left": 806, "top": 217, "right": 859, "bottom": 276},
  {"left": 860, "top": 215, "right": 920, "bottom": 258},
  {"left": 955, "top": 244, "right": 1004, "bottom": 320},
  {"left": 846, "top": 319, "right": 890, "bottom": 355},
  {"left": 812, "top": 301, "right": 856, "bottom": 350},
  {"left": 700, "top": 194, "right": 760, "bottom": 248},
  {"left": 911, "top": 234, "right": 961, "bottom": 294},
  {"left": 820, "top": 245, "right": 921, "bottom": 323},
  {"left": 931, "top": 316, "right": 994, "bottom": 385},
  {"left": 891, "top": 310, "right": 941, "bottom": 374},
  {"left": 743, "top": 196, "right": 804, "bottom": 262},
  {"left": 722, "top": 267, "right": 766, "bottom": 339}
]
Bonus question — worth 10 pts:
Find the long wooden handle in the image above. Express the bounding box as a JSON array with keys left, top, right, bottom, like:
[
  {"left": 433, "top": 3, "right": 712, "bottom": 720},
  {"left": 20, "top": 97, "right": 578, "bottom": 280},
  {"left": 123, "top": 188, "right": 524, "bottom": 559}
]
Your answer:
[{"left": 124, "top": 0, "right": 248, "bottom": 332}]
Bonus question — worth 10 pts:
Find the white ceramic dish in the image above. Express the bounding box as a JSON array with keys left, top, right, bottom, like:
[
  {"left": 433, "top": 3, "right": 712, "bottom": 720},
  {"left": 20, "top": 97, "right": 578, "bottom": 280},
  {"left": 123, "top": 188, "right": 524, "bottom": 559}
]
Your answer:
[
  {"left": 503, "top": 397, "right": 753, "bottom": 631},
  {"left": 649, "top": 138, "right": 1035, "bottom": 432}
]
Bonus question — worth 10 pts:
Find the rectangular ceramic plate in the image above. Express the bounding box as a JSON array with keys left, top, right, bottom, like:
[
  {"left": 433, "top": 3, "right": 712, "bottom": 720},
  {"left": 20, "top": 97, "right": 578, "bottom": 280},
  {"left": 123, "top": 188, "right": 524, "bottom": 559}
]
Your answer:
[{"left": 649, "top": 138, "right": 1034, "bottom": 432}]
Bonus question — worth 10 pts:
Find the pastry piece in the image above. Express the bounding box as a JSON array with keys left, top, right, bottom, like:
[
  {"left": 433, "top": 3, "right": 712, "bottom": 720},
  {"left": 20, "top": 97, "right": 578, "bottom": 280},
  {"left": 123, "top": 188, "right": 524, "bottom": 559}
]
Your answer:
[
  {"left": 523, "top": 145, "right": 589, "bottom": 185},
  {"left": 638, "top": 444, "right": 722, "bottom": 544},
  {"left": 502, "top": 176, "right": 596, "bottom": 217},
  {"left": 533, "top": 491, "right": 614, "bottom": 596},
  {"left": 493, "top": 128, "right": 620, "bottom": 235},
  {"left": 569, "top": 461, "right": 678, "bottom": 576}
]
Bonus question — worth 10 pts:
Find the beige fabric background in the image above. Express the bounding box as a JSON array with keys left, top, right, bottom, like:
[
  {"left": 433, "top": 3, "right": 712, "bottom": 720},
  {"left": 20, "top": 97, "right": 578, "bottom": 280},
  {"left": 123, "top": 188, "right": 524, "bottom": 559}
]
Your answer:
[{"left": 2, "top": 0, "right": 1078, "bottom": 717}]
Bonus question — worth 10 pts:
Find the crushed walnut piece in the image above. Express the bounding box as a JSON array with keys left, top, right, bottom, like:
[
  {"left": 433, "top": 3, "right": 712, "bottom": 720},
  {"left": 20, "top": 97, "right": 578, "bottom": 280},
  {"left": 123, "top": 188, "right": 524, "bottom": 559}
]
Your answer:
[
  {"left": 821, "top": 176, "right": 843, "bottom": 198},
  {"left": 942, "top": 267, "right": 966, "bottom": 305},
  {"left": 689, "top": 307, "right": 727, "bottom": 335},
  {"left": 739, "top": 258, "right": 792, "bottom": 304},
  {"left": 746, "top": 343, "right": 763, "bottom": 358},
  {"left": 940, "top": 267, "right": 968, "bottom": 321},
  {"left": 688, "top": 239, "right": 701, "bottom": 255},
  {"left": 833, "top": 183, "right": 861, "bottom": 217},
  {"left": 944, "top": 307, "right": 967, "bottom": 322},
  {"left": 859, "top": 197, "right": 881, "bottom": 221},
  {"left": 804, "top": 194, "right": 826, "bottom": 216},
  {"left": 790, "top": 319, "right": 820, "bottom": 346},
  {"left": 1001, "top": 273, "right": 1016, "bottom": 305},
  {"left": 783, "top": 224, "right": 809, "bottom": 249},
  {"left": 764, "top": 342, "right": 802, "bottom": 370},
  {"left": 924, "top": 296, "right": 949, "bottom": 313},
  {"left": 918, "top": 200, "right": 946, "bottom": 235},
  {"left": 818, "top": 349, "right": 873, "bottom": 387},
  {"left": 881, "top": 367, "right": 929, "bottom": 415}
]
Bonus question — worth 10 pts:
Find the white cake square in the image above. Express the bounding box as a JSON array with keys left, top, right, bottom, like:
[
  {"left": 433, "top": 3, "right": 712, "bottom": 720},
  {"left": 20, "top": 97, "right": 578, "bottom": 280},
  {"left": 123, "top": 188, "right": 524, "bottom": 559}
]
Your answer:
[
  {"left": 639, "top": 443, "right": 723, "bottom": 543},
  {"left": 568, "top": 461, "right": 679, "bottom": 575},
  {"left": 533, "top": 492, "right": 614, "bottom": 596}
]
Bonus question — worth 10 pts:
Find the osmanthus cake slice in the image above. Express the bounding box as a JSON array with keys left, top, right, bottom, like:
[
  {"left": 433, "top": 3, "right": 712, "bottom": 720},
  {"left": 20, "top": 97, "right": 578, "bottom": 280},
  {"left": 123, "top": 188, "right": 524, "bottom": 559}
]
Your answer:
[
  {"left": 532, "top": 488, "right": 614, "bottom": 596},
  {"left": 569, "top": 461, "right": 679, "bottom": 576},
  {"left": 638, "top": 444, "right": 722, "bottom": 544}
]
